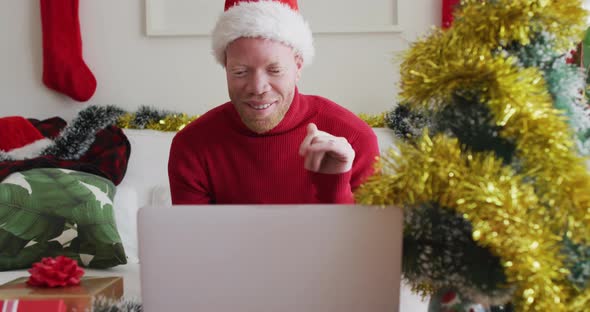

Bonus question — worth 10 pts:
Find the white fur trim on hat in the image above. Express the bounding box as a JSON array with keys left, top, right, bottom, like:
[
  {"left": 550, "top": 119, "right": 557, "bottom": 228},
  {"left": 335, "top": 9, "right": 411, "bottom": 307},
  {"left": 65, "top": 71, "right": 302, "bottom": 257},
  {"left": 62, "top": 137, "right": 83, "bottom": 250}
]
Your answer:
[
  {"left": 4, "top": 138, "right": 54, "bottom": 160},
  {"left": 212, "top": 0, "right": 314, "bottom": 67}
]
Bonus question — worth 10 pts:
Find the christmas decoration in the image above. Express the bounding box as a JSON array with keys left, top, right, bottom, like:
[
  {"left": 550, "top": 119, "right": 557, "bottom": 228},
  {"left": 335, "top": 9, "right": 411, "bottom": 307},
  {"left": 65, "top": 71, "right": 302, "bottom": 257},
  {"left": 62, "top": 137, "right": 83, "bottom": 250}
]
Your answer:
[
  {"left": 114, "top": 106, "right": 388, "bottom": 131},
  {"left": 0, "top": 116, "right": 53, "bottom": 160},
  {"left": 578, "top": 27, "right": 590, "bottom": 106},
  {"left": 40, "top": 0, "right": 96, "bottom": 102},
  {"left": 116, "top": 106, "right": 199, "bottom": 132},
  {"left": 212, "top": 0, "right": 314, "bottom": 66},
  {"left": 0, "top": 105, "right": 130, "bottom": 189},
  {"left": 114, "top": 106, "right": 385, "bottom": 132},
  {"left": 355, "top": 0, "right": 590, "bottom": 311},
  {"left": 428, "top": 289, "right": 496, "bottom": 312},
  {"left": 385, "top": 105, "right": 430, "bottom": 140},
  {"left": 357, "top": 112, "right": 386, "bottom": 127},
  {"left": 0, "top": 300, "right": 67, "bottom": 312},
  {"left": 27, "top": 256, "right": 84, "bottom": 288},
  {"left": 0, "top": 105, "right": 125, "bottom": 162},
  {"left": 0, "top": 276, "right": 124, "bottom": 311},
  {"left": 42, "top": 105, "right": 125, "bottom": 160},
  {"left": 92, "top": 297, "right": 142, "bottom": 312},
  {"left": 442, "top": 0, "right": 460, "bottom": 29}
]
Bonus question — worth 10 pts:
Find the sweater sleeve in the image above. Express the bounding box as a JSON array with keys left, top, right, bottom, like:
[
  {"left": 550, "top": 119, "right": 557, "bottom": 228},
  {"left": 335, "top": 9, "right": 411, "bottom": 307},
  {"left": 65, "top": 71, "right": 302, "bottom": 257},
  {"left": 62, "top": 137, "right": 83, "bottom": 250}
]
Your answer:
[
  {"left": 349, "top": 129, "right": 380, "bottom": 192},
  {"left": 168, "top": 133, "right": 212, "bottom": 205},
  {"left": 310, "top": 128, "right": 380, "bottom": 204},
  {"left": 311, "top": 171, "right": 354, "bottom": 203}
]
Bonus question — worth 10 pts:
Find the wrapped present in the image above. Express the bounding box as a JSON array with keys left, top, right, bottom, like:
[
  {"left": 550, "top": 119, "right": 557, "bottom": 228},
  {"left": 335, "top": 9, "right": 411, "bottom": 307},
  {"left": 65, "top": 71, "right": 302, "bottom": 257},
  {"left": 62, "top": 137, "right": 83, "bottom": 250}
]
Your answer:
[
  {"left": 0, "top": 276, "right": 123, "bottom": 312},
  {"left": 0, "top": 299, "right": 66, "bottom": 312}
]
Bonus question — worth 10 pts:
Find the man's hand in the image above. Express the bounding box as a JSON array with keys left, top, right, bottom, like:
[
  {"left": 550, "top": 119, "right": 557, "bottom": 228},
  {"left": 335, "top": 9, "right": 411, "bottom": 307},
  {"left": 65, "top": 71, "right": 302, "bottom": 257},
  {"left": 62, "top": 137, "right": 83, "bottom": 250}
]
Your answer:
[{"left": 299, "top": 123, "right": 355, "bottom": 174}]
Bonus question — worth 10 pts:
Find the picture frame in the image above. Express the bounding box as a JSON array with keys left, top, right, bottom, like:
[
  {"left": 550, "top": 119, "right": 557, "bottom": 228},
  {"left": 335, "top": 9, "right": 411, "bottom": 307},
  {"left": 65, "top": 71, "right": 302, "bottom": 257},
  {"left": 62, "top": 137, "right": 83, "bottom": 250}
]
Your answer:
[{"left": 145, "top": 0, "right": 401, "bottom": 36}]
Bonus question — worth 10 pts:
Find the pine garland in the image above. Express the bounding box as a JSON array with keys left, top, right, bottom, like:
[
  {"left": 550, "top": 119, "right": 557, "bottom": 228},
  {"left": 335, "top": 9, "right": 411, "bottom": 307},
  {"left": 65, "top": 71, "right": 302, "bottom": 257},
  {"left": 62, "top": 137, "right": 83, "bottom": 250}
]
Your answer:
[
  {"left": 563, "top": 237, "right": 590, "bottom": 290},
  {"left": 116, "top": 106, "right": 199, "bottom": 132},
  {"left": 42, "top": 105, "right": 125, "bottom": 160},
  {"left": 402, "top": 203, "right": 513, "bottom": 304},
  {"left": 93, "top": 297, "right": 142, "bottom": 312},
  {"left": 386, "top": 104, "right": 428, "bottom": 140},
  {"left": 433, "top": 94, "right": 517, "bottom": 165},
  {"left": 115, "top": 106, "right": 385, "bottom": 132}
]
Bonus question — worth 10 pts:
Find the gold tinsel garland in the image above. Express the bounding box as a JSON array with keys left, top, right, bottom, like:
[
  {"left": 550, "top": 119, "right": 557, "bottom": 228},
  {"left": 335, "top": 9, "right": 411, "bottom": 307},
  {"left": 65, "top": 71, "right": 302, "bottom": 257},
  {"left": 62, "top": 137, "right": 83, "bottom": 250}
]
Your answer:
[
  {"left": 400, "top": 1, "right": 590, "bottom": 245},
  {"left": 456, "top": 0, "right": 586, "bottom": 52},
  {"left": 358, "top": 0, "right": 590, "bottom": 311},
  {"left": 357, "top": 112, "right": 386, "bottom": 127},
  {"left": 402, "top": 37, "right": 590, "bottom": 243},
  {"left": 116, "top": 112, "right": 385, "bottom": 131},
  {"left": 355, "top": 135, "right": 584, "bottom": 311},
  {"left": 116, "top": 113, "right": 199, "bottom": 132}
]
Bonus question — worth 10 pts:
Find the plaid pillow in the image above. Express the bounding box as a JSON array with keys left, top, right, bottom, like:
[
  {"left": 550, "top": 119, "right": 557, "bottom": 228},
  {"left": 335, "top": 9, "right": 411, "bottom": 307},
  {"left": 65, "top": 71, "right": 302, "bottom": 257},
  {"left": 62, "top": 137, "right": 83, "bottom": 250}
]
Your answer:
[{"left": 0, "top": 168, "right": 126, "bottom": 270}]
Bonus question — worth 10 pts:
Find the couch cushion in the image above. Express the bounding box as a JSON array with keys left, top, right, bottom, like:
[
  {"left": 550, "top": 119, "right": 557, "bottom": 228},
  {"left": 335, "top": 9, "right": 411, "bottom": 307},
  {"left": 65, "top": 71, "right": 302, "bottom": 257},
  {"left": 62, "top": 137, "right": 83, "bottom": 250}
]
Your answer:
[
  {"left": 119, "top": 129, "right": 175, "bottom": 209},
  {"left": 0, "top": 168, "right": 126, "bottom": 270},
  {"left": 113, "top": 185, "right": 139, "bottom": 264}
]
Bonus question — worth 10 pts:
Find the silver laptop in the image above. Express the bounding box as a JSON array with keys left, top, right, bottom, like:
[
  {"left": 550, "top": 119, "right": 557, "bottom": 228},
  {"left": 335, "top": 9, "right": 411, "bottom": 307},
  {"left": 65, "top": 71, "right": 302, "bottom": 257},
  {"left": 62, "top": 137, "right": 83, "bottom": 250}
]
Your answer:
[{"left": 138, "top": 204, "right": 403, "bottom": 312}]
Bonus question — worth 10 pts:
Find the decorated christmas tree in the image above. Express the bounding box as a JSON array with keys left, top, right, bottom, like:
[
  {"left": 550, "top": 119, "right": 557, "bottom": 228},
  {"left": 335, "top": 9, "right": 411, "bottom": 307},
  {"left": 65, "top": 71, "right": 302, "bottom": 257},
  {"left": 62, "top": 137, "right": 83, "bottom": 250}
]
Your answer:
[{"left": 356, "top": 0, "right": 590, "bottom": 311}]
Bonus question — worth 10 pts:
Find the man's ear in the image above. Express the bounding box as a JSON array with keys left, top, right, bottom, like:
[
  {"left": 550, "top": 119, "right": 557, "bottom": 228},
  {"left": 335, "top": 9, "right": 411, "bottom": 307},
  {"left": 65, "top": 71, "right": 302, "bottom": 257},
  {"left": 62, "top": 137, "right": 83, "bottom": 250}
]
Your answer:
[{"left": 295, "top": 55, "right": 304, "bottom": 82}]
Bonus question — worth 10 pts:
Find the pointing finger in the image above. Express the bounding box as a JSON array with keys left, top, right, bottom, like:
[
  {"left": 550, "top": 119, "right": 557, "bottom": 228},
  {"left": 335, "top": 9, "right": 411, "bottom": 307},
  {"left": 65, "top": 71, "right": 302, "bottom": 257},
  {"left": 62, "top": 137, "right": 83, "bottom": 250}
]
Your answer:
[
  {"left": 307, "top": 123, "right": 318, "bottom": 135},
  {"left": 299, "top": 123, "right": 319, "bottom": 156}
]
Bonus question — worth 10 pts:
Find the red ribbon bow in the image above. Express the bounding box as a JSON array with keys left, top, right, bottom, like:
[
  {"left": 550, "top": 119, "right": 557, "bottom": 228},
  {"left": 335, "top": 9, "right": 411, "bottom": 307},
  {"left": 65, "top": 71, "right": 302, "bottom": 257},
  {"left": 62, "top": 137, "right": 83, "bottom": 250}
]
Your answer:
[{"left": 27, "top": 256, "right": 85, "bottom": 288}]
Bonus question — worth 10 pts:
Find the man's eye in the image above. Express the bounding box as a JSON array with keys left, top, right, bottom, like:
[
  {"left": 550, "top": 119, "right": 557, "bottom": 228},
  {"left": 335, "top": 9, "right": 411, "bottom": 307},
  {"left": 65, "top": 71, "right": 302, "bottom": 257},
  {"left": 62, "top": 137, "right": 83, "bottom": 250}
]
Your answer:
[
  {"left": 269, "top": 69, "right": 282, "bottom": 74},
  {"left": 233, "top": 71, "right": 246, "bottom": 76}
]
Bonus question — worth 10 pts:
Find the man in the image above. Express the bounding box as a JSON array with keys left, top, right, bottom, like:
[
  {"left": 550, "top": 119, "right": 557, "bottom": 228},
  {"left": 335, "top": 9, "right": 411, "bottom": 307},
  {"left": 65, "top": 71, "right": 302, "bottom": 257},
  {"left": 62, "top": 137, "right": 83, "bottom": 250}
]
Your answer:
[{"left": 168, "top": 0, "right": 379, "bottom": 204}]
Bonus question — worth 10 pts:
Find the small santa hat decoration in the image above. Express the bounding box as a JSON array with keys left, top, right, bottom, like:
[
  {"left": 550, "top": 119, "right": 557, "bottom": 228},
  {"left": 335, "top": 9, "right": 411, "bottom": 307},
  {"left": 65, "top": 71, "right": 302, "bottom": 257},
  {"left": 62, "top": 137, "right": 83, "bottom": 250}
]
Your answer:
[
  {"left": 211, "top": 0, "right": 314, "bottom": 67},
  {"left": 0, "top": 116, "right": 53, "bottom": 160}
]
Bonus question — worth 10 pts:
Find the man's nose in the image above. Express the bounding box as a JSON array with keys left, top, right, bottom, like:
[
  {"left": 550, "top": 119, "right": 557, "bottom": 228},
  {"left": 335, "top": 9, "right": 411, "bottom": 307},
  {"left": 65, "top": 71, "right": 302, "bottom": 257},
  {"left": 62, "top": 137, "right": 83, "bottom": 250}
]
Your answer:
[{"left": 247, "top": 72, "right": 271, "bottom": 95}]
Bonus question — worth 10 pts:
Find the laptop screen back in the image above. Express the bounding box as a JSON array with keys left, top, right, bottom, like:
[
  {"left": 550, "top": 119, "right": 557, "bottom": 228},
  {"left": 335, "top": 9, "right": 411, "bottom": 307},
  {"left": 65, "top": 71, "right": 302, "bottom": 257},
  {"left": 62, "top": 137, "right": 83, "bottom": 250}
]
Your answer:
[{"left": 138, "top": 204, "right": 403, "bottom": 312}]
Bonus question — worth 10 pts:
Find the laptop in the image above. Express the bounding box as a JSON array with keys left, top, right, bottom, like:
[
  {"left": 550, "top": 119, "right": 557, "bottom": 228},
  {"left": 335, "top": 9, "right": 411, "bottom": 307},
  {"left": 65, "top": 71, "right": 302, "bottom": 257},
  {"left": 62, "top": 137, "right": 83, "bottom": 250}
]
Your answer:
[{"left": 138, "top": 204, "right": 403, "bottom": 312}]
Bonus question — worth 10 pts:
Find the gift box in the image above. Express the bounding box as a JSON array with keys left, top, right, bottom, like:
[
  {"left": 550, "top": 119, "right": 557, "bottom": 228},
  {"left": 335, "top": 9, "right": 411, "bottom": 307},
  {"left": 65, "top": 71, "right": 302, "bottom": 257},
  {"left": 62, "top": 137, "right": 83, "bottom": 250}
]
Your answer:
[
  {"left": 0, "top": 276, "right": 123, "bottom": 312},
  {"left": 0, "top": 299, "right": 66, "bottom": 312}
]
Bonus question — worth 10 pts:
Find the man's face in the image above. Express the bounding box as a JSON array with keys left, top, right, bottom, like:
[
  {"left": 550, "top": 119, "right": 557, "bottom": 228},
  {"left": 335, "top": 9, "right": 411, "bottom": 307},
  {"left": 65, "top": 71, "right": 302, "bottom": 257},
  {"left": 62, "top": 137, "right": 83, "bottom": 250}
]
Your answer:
[{"left": 225, "top": 37, "right": 303, "bottom": 134}]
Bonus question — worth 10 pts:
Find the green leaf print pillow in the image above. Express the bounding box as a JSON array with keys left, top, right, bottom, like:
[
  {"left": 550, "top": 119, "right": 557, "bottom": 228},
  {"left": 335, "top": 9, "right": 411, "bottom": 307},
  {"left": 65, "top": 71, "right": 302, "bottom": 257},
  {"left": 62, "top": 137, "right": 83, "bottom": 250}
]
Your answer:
[{"left": 0, "top": 168, "right": 126, "bottom": 270}]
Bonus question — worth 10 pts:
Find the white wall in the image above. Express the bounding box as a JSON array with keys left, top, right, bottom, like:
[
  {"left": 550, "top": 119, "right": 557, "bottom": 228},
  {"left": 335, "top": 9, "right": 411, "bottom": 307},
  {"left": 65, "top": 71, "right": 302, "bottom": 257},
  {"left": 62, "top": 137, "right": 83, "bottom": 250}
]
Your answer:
[{"left": 0, "top": 0, "right": 439, "bottom": 120}]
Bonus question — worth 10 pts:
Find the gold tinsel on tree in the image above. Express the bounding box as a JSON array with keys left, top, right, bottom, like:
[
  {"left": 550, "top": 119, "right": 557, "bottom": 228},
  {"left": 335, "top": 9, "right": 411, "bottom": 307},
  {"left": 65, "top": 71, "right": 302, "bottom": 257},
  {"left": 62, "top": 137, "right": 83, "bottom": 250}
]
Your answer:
[{"left": 356, "top": 0, "right": 590, "bottom": 311}]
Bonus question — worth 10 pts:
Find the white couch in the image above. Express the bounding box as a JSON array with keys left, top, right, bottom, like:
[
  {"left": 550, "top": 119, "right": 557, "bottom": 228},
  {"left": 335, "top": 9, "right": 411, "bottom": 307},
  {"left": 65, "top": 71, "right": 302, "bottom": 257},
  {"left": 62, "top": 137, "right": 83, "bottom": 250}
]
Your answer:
[{"left": 0, "top": 128, "right": 429, "bottom": 311}]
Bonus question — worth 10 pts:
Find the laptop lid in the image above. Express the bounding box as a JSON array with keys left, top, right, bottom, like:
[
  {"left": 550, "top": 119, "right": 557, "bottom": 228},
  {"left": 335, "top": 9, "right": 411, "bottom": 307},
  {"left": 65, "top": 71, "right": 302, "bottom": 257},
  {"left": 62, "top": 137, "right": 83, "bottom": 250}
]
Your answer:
[{"left": 138, "top": 204, "right": 403, "bottom": 312}]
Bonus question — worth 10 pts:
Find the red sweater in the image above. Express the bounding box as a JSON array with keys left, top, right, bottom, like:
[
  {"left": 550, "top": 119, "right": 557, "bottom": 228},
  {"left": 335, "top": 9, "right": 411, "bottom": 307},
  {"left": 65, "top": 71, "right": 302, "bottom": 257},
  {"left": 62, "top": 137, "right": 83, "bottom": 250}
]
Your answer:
[{"left": 168, "top": 90, "right": 379, "bottom": 204}]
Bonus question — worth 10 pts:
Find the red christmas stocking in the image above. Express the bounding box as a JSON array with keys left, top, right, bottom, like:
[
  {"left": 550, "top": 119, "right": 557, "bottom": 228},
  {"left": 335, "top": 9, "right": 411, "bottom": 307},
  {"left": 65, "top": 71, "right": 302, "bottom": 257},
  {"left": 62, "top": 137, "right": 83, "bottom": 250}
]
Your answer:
[
  {"left": 40, "top": 0, "right": 96, "bottom": 102},
  {"left": 442, "top": 0, "right": 460, "bottom": 29}
]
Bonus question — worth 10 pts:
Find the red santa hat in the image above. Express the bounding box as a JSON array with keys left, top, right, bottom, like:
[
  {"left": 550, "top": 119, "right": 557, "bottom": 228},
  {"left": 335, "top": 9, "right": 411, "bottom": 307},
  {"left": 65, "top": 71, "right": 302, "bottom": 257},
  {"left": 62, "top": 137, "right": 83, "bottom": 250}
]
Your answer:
[
  {"left": 211, "top": 0, "right": 314, "bottom": 67},
  {"left": 0, "top": 116, "right": 53, "bottom": 160}
]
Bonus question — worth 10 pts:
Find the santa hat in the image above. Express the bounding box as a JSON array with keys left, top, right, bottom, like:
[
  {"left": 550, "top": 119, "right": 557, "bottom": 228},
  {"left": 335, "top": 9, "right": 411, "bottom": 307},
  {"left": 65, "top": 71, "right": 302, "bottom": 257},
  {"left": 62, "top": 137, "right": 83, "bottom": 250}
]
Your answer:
[
  {"left": 211, "top": 0, "right": 314, "bottom": 67},
  {"left": 0, "top": 116, "right": 53, "bottom": 160}
]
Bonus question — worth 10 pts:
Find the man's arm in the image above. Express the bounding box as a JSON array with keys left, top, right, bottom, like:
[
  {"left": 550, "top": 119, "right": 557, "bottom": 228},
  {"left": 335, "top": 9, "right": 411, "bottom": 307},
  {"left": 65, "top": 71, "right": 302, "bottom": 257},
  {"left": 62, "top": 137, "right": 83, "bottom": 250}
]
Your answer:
[{"left": 168, "top": 135, "right": 212, "bottom": 205}]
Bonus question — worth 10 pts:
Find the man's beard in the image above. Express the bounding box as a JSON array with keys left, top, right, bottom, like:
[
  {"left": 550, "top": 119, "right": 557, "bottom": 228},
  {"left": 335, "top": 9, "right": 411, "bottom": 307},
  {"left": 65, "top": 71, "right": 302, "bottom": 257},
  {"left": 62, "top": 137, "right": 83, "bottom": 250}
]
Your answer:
[{"left": 238, "top": 103, "right": 290, "bottom": 133}]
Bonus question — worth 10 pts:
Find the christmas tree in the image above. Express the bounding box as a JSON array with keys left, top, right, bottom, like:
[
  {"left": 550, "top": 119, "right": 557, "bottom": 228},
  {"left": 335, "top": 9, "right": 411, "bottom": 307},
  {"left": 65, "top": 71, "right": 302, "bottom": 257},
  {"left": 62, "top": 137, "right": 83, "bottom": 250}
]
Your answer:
[{"left": 356, "top": 1, "right": 590, "bottom": 311}]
